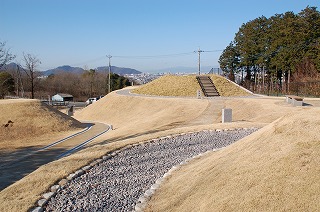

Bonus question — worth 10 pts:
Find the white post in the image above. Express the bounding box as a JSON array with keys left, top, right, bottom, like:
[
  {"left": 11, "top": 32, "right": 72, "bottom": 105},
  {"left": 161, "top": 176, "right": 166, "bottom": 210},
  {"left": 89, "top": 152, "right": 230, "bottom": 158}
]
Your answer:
[
  {"left": 196, "top": 90, "right": 201, "bottom": 99},
  {"left": 222, "top": 108, "right": 232, "bottom": 123}
]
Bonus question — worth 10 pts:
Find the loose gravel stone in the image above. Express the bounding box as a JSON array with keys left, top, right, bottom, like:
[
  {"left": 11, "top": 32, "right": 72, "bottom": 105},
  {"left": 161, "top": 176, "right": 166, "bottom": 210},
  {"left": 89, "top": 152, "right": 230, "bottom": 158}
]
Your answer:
[
  {"left": 50, "top": 185, "right": 60, "bottom": 192},
  {"left": 31, "top": 207, "right": 43, "bottom": 212},
  {"left": 45, "top": 129, "right": 257, "bottom": 211},
  {"left": 66, "top": 174, "right": 76, "bottom": 181},
  {"left": 58, "top": 179, "right": 68, "bottom": 187},
  {"left": 37, "top": 199, "right": 47, "bottom": 207},
  {"left": 81, "top": 165, "right": 91, "bottom": 171},
  {"left": 42, "top": 192, "right": 54, "bottom": 200}
]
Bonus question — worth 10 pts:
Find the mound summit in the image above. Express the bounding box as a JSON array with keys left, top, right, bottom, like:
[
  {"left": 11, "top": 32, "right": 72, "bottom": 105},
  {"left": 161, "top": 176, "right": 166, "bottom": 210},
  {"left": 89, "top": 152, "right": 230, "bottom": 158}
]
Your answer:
[{"left": 132, "top": 74, "right": 251, "bottom": 97}]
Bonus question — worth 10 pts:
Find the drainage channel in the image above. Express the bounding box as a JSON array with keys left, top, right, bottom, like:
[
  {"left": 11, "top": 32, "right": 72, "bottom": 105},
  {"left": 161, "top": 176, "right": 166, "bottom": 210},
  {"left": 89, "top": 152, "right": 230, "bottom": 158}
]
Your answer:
[{"left": 43, "top": 128, "right": 258, "bottom": 211}]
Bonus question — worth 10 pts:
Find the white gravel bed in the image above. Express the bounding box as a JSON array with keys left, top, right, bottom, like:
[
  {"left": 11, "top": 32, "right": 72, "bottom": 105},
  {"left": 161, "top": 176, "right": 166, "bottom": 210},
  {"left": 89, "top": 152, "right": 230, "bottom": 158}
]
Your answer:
[{"left": 44, "top": 128, "right": 257, "bottom": 211}]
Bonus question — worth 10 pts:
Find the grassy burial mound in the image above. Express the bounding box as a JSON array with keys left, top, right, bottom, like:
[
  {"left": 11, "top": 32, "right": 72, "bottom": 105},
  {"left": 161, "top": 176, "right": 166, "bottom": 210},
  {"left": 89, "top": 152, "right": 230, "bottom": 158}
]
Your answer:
[
  {"left": 0, "top": 99, "right": 83, "bottom": 151},
  {"left": 75, "top": 90, "right": 209, "bottom": 142},
  {"left": 146, "top": 107, "right": 320, "bottom": 211},
  {"left": 132, "top": 74, "right": 251, "bottom": 97}
]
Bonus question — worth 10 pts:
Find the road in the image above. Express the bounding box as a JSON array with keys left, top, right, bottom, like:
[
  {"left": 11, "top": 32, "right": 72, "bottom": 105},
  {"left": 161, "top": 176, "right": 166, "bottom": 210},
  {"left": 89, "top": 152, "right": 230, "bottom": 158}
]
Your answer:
[{"left": 0, "top": 122, "right": 110, "bottom": 191}]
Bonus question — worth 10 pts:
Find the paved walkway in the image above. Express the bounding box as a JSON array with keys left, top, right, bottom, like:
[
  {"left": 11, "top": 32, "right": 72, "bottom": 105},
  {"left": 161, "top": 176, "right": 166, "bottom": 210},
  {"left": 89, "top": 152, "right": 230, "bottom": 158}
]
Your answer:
[{"left": 0, "top": 122, "right": 110, "bottom": 191}]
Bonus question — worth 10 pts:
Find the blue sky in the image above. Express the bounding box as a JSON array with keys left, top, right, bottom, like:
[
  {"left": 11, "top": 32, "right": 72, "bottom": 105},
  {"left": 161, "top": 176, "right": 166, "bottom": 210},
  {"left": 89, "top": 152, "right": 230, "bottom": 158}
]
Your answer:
[{"left": 2, "top": 0, "right": 319, "bottom": 73}]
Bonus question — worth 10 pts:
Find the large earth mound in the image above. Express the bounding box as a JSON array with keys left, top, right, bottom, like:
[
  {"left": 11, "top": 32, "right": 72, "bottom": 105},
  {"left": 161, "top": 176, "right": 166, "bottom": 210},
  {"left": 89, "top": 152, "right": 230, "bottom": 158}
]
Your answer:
[
  {"left": 74, "top": 90, "right": 209, "bottom": 141},
  {"left": 132, "top": 74, "right": 251, "bottom": 97},
  {"left": 146, "top": 107, "right": 320, "bottom": 211},
  {"left": 0, "top": 99, "right": 83, "bottom": 151}
]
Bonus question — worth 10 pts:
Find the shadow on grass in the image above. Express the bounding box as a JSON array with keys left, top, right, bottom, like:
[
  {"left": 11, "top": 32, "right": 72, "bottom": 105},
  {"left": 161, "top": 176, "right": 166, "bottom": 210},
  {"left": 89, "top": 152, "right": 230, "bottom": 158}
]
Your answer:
[
  {"left": 97, "top": 127, "right": 172, "bottom": 146},
  {"left": 0, "top": 123, "right": 94, "bottom": 191},
  {"left": 0, "top": 146, "right": 70, "bottom": 191},
  {"left": 303, "top": 102, "right": 313, "bottom": 106}
]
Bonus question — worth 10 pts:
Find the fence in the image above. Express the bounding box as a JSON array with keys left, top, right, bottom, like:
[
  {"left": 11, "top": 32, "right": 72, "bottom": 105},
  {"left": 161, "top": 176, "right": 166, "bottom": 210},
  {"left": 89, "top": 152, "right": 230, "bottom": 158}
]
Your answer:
[{"left": 245, "top": 81, "right": 320, "bottom": 97}]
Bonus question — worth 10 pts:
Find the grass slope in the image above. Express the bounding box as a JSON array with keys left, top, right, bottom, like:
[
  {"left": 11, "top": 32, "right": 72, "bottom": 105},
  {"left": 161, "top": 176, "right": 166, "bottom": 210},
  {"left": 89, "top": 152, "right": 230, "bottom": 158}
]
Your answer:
[
  {"left": 146, "top": 107, "right": 320, "bottom": 211},
  {"left": 0, "top": 99, "right": 83, "bottom": 151},
  {"left": 0, "top": 92, "right": 209, "bottom": 211},
  {"left": 75, "top": 90, "right": 209, "bottom": 141},
  {"left": 0, "top": 92, "right": 317, "bottom": 211},
  {"left": 210, "top": 75, "right": 251, "bottom": 97},
  {"left": 132, "top": 74, "right": 251, "bottom": 97}
]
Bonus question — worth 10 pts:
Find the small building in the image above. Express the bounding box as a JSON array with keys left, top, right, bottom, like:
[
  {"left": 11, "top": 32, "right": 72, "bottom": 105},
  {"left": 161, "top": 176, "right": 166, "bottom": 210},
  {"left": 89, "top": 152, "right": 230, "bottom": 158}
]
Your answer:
[{"left": 51, "top": 93, "right": 73, "bottom": 102}]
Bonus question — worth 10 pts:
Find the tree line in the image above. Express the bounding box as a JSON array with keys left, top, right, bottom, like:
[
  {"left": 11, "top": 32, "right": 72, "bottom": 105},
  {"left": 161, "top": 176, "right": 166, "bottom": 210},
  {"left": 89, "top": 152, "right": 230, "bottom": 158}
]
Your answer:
[
  {"left": 0, "top": 43, "right": 131, "bottom": 100},
  {"left": 219, "top": 6, "right": 320, "bottom": 96}
]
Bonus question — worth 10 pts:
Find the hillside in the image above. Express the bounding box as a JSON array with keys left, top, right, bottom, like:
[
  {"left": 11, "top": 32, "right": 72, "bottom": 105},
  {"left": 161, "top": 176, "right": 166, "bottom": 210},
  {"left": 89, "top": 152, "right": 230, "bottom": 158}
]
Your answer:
[
  {"left": 74, "top": 89, "right": 209, "bottom": 141},
  {"left": 96, "top": 66, "right": 141, "bottom": 75},
  {"left": 0, "top": 99, "right": 83, "bottom": 151},
  {"left": 132, "top": 74, "right": 251, "bottom": 97},
  {"left": 146, "top": 107, "right": 320, "bottom": 211},
  {"left": 43, "top": 65, "right": 84, "bottom": 75},
  {"left": 0, "top": 88, "right": 319, "bottom": 211}
]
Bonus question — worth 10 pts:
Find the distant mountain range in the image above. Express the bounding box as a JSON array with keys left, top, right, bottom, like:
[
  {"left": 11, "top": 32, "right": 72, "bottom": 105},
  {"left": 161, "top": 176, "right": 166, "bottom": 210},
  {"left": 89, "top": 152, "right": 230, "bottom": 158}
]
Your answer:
[
  {"left": 43, "top": 65, "right": 142, "bottom": 76},
  {"left": 43, "top": 65, "right": 84, "bottom": 75},
  {"left": 96, "top": 66, "right": 141, "bottom": 75},
  {"left": 1, "top": 63, "right": 142, "bottom": 76}
]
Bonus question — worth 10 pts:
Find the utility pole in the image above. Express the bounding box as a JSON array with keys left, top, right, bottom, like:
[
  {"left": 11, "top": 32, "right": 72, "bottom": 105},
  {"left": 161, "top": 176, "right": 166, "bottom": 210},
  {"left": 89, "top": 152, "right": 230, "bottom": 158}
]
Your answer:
[
  {"left": 195, "top": 48, "right": 204, "bottom": 75},
  {"left": 106, "top": 55, "right": 112, "bottom": 94},
  {"left": 16, "top": 64, "right": 24, "bottom": 97}
]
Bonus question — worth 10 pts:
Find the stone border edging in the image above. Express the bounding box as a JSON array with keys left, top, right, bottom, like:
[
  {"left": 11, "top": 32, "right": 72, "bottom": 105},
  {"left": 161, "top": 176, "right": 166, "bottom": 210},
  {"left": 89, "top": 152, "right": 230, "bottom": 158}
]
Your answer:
[
  {"left": 133, "top": 148, "right": 220, "bottom": 212},
  {"left": 30, "top": 127, "right": 257, "bottom": 212}
]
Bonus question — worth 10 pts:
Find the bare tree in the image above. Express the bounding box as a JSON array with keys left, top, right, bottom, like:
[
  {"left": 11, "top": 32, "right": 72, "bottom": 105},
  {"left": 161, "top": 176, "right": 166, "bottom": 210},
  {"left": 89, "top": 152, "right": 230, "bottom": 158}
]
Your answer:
[
  {"left": 0, "top": 72, "right": 15, "bottom": 98},
  {"left": 0, "top": 41, "right": 15, "bottom": 69},
  {"left": 22, "top": 53, "right": 41, "bottom": 99}
]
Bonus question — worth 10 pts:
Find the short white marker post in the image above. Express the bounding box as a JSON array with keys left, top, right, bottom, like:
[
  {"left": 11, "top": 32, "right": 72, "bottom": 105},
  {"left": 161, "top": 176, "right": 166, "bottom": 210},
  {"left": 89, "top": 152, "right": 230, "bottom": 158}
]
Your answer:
[
  {"left": 222, "top": 108, "right": 232, "bottom": 123},
  {"left": 197, "top": 90, "right": 201, "bottom": 99}
]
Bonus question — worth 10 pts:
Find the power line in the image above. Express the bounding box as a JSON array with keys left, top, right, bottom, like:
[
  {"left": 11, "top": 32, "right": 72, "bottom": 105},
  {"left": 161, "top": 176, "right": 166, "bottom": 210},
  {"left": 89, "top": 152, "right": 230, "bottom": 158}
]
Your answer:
[
  {"left": 37, "top": 49, "right": 223, "bottom": 71},
  {"left": 113, "top": 50, "right": 223, "bottom": 59},
  {"left": 194, "top": 48, "right": 222, "bottom": 75},
  {"left": 113, "top": 52, "right": 195, "bottom": 59}
]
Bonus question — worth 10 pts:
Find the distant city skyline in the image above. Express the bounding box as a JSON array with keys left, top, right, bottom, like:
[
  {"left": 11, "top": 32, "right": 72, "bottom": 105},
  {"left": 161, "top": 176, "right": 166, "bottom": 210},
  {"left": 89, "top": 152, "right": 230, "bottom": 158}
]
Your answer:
[{"left": 2, "top": 0, "right": 319, "bottom": 73}]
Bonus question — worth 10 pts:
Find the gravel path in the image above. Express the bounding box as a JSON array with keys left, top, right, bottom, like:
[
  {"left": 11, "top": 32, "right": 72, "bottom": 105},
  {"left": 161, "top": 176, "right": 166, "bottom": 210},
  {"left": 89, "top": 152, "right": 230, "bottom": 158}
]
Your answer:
[{"left": 45, "top": 128, "right": 257, "bottom": 211}]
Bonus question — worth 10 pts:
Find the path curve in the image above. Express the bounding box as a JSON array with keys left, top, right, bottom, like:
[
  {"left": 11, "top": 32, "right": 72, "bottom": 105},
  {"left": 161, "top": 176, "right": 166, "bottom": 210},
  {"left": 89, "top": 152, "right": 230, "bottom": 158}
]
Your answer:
[{"left": 0, "top": 122, "right": 111, "bottom": 191}]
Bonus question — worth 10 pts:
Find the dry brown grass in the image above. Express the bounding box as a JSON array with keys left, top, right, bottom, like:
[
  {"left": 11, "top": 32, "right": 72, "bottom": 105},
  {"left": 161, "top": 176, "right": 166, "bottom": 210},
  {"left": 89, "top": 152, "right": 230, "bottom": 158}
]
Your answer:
[
  {"left": 0, "top": 99, "right": 83, "bottom": 151},
  {"left": 132, "top": 75, "right": 200, "bottom": 96},
  {"left": 132, "top": 74, "right": 252, "bottom": 97},
  {"left": 209, "top": 74, "right": 251, "bottom": 96},
  {"left": 146, "top": 107, "right": 320, "bottom": 212},
  {"left": 0, "top": 92, "right": 211, "bottom": 211},
  {"left": 0, "top": 91, "right": 318, "bottom": 211},
  {"left": 75, "top": 90, "right": 210, "bottom": 145}
]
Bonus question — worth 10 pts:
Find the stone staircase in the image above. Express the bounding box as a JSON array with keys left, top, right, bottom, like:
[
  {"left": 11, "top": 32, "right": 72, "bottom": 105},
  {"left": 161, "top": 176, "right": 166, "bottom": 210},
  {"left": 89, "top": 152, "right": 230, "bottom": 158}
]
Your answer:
[{"left": 196, "top": 76, "right": 220, "bottom": 97}]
